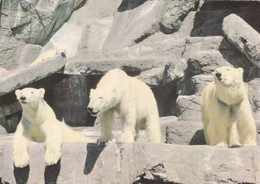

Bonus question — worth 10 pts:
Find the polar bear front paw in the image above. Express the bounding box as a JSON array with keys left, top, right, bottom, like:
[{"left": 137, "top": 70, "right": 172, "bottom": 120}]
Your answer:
[
  {"left": 13, "top": 153, "right": 29, "bottom": 168},
  {"left": 97, "top": 137, "right": 112, "bottom": 146},
  {"left": 45, "top": 150, "right": 61, "bottom": 165},
  {"left": 117, "top": 133, "right": 135, "bottom": 143}
]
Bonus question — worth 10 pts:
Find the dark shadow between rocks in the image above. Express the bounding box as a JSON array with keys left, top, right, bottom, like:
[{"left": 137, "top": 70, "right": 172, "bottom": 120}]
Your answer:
[
  {"left": 13, "top": 165, "right": 30, "bottom": 184},
  {"left": 189, "top": 129, "right": 206, "bottom": 145},
  {"left": 44, "top": 159, "right": 61, "bottom": 184},
  {"left": 118, "top": 0, "right": 148, "bottom": 12},
  {"left": 84, "top": 143, "right": 105, "bottom": 175}
]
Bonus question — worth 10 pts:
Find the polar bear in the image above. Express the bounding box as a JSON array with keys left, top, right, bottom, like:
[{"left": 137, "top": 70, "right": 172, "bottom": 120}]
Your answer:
[
  {"left": 87, "top": 69, "right": 161, "bottom": 145},
  {"left": 201, "top": 66, "right": 257, "bottom": 147},
  {"left": 30, "top": 46, "right": 66, "bottom": 66},
  {"left": 13, "top": 88, "right": 93, "bottom": 168}
]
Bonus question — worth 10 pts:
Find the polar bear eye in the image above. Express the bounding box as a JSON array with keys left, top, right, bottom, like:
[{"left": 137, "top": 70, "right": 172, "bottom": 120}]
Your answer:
[
  {"left": 99, "top": 97, "right": 103, "bottom": 99},
  {"left": 31, "top": 91, "right": 34, "bottom": 94}
]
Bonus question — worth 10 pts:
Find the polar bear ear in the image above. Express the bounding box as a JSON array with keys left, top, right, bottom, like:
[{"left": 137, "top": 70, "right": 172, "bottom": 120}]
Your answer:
[
  {"left": 90, "top": 89, "right": 95, "bottom": 95},
  {"left": 15, "top": 89, "right": 21, "bottom": 98},
  {"left": 237, "top": 67, "right": 244, "bottom": 74},
  {"left": 39, "top": 88, "right": 45, "bottom": 98}
]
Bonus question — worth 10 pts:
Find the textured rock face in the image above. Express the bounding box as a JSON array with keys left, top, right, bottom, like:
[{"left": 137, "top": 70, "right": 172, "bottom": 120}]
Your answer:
[
  {"left": 1, "top": 0, "right": 85, "bottom": 44},
  {"left": 223, "top": 14, "right": 260, "bottom": 68},
  {"left": 1, "top": 141, "right": 260, "bottom": 184},
  {"left": 0, "top": 0, "right": 260, "bottom": 128}
]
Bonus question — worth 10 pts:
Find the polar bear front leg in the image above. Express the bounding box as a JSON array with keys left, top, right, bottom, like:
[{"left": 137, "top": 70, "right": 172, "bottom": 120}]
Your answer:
[
  {"left": 13, "top": 123, "right": 30, "bottom": 168},
  {"left": 206, "top": 120, "right": 227, "bottom": 147},
  {"left": 97, "top": 110, "right": 114, "bottom": 146},
  {"left": 228, "top": 122, "right": 241, "bottom": 148},
  {"left": 118, "top": 108, "right": 136, "bottom": 143},
  {"left": 43, "top": 122, "right": 62, "bottom": 165}
]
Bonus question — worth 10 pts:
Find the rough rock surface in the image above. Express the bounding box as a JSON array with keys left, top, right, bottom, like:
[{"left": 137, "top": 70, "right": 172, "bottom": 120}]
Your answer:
[
  {"left": 0, "top": 54, "right": 67, "bottom": 96},
  {"left": 223, "top": 14, "right": 260, "bottom": 68},
  {"left": 1, "top": 141, "right": 260, "bottom": 184}
]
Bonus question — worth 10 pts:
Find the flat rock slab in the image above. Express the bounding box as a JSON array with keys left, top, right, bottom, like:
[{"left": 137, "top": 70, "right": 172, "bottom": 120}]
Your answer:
[
  {"left": 223, "top": 14, "right": 260, "bottom": 68},
  {"left": 1, "top": 141, "right": 260, "bottom": 184},
  {"left": 64, "top": 58, "right": 172, "bottom": 75},
  {"left": 0, "top": 55, "right": 67, "bottom": 96}
]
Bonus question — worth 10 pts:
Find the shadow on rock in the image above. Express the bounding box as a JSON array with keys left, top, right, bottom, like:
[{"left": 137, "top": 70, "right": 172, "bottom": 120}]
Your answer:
[
  {"left": 189, "top": 129, "right": 206, "bottom": 145},
  {"left": 44, "top": 159, "right": 61, "bottom": 184},
  {"left": 13, "top": 165, "right": 30, "bottom": 184},
  {"left": 84, "top": 143, "right": 105, "bottom": 175}
]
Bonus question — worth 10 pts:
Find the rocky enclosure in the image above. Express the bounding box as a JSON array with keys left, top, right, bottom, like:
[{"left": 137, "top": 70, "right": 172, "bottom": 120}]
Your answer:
[
  {"left": 1, "top": 0, "right": 260, "bottom": 129},
  {"left": 0, "top": 0, "right": 260, "bottom": 183}
]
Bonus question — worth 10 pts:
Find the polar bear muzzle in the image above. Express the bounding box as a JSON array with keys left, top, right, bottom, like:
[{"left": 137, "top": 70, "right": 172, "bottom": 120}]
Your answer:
[{"left": 87, "top": 107, "right": 99, "bottom": 116}]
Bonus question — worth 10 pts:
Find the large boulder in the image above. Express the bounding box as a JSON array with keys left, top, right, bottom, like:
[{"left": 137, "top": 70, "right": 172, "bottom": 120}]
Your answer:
[
  {"left": 0, "top": 54, "right": 67, "bottom": 96},
  {"left": 223, "top": 14, "right": 260, "bottom": 69}
]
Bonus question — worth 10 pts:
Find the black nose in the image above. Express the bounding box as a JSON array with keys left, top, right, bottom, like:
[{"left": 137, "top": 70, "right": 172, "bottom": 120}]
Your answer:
[
  {"left": 216, "top": 72, "right": 221, "bottom": 80},
  {"left": 20, "top": 96, "right": 26, "bottom": 101},
  {"left": 87, "top": 107, "right": 93, "bottom": 113}
]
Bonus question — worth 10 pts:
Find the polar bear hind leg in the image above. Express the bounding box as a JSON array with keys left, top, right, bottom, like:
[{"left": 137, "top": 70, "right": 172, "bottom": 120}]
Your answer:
[
  {"left": 237, "top": 101, "right": 257, "bottom": 146},
  {"left": 145, "top": 115, "right": 161, "bottom": 143}
]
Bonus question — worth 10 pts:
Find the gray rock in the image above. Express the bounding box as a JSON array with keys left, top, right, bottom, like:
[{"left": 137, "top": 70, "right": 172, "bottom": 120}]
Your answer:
[
  {"left": 0, "top": 54, "right": 67, "bottom": 96},
  {"left": 182, "top": 36, "right": 225, "bottom": 59},
  {"left": 165, "top": 121, "right": 205, "bottom": 145},
  {"left": 223, "top": 14, "right": 260, "bottom": 68},
  {"left": 159, "top": 0, "right": 199, "bottom": 34},
  {"left": 176, "top": 95, "right": 201, "bottom": 121},
  {"left": 248, "top": 78, "right": 260, "bottom": 117},
  {"left": 186, "top": 51, "right": 231, "bottom": 75},
  {"left": 64, "top": 58, "right": 171, "bottom": 75},
  {"left": 137, "top": 67, "right": 164, "bottom": 86},
  {"left": 162, "top": 59, "right": 187, "bottom": 84},
  {"left": 1, "top": 0, "right": 85, "bottom": 44},
  {"left": 103, "top": 0, "right": 198, "bottom": 55},
  {"left": 0, "top": 42, "right": 42, "bottom": 70},
  {"left": 1, "top": 141, "right": 260, "bottom": 184},
  {"left": 0, "top": 125, "right": 7, "bottom": 135},
  {"left": 190, "top": 74, "right": 214, "bottom": 95}
]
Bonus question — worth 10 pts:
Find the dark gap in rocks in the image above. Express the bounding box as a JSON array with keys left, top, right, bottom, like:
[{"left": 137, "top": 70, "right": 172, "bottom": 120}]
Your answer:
[
  {"left": 118, "top": 0, "right": 148, "bottom": 12},
  {"left": 0, "top": 178, "right": 10, "bottom": 184},
  {"left": 120, "top": 66, "right": 142, "bottom": 76},
  {"left": 191, "top": 2, "right": 260, "bottom": 37},
  {"left": 133, "top": 163, "right": 179, "bottom": 184},
  {"left": 200, "top": 1, "right": 251, "bottom": 11},
  {"left": 152, "top": 81, "right": 178, "bottom": 117},
  {"left": 134, "top": 30, "right": 154, "bottom": 44}
]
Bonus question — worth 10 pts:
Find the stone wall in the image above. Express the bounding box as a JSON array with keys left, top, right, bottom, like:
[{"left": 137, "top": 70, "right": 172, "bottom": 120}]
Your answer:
[{"left": 0, "top": 117, "right": 260, "bottom": 184}]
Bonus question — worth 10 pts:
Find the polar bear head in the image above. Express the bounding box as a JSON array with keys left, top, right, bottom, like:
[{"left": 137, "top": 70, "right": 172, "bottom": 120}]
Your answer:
[
  {"left": 87, "top": 88, "right": 118, "bottom": 116},
  {"left": 15, "top": 88, "right": 45, "bottom": 106},
  {"left": 213, "top": 66, "right": 246, "bottom": 105},
  {"left": 213, "top": 66, "right": 243, "bottom": 86}
]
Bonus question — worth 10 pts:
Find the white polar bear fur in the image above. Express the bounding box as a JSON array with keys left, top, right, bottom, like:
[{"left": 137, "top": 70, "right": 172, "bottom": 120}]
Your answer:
[
  {"left": 87, "top": 69, "right": 161, "bottom": 145},
  {"left": 30, "top": 46, "right": 66, "bottom": 66},
  {"left": 13, "top": 88, "right": 93, "bottom": 168},
  {"left": 201, "top": 66, "right": 257, "bottom": 147}
]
